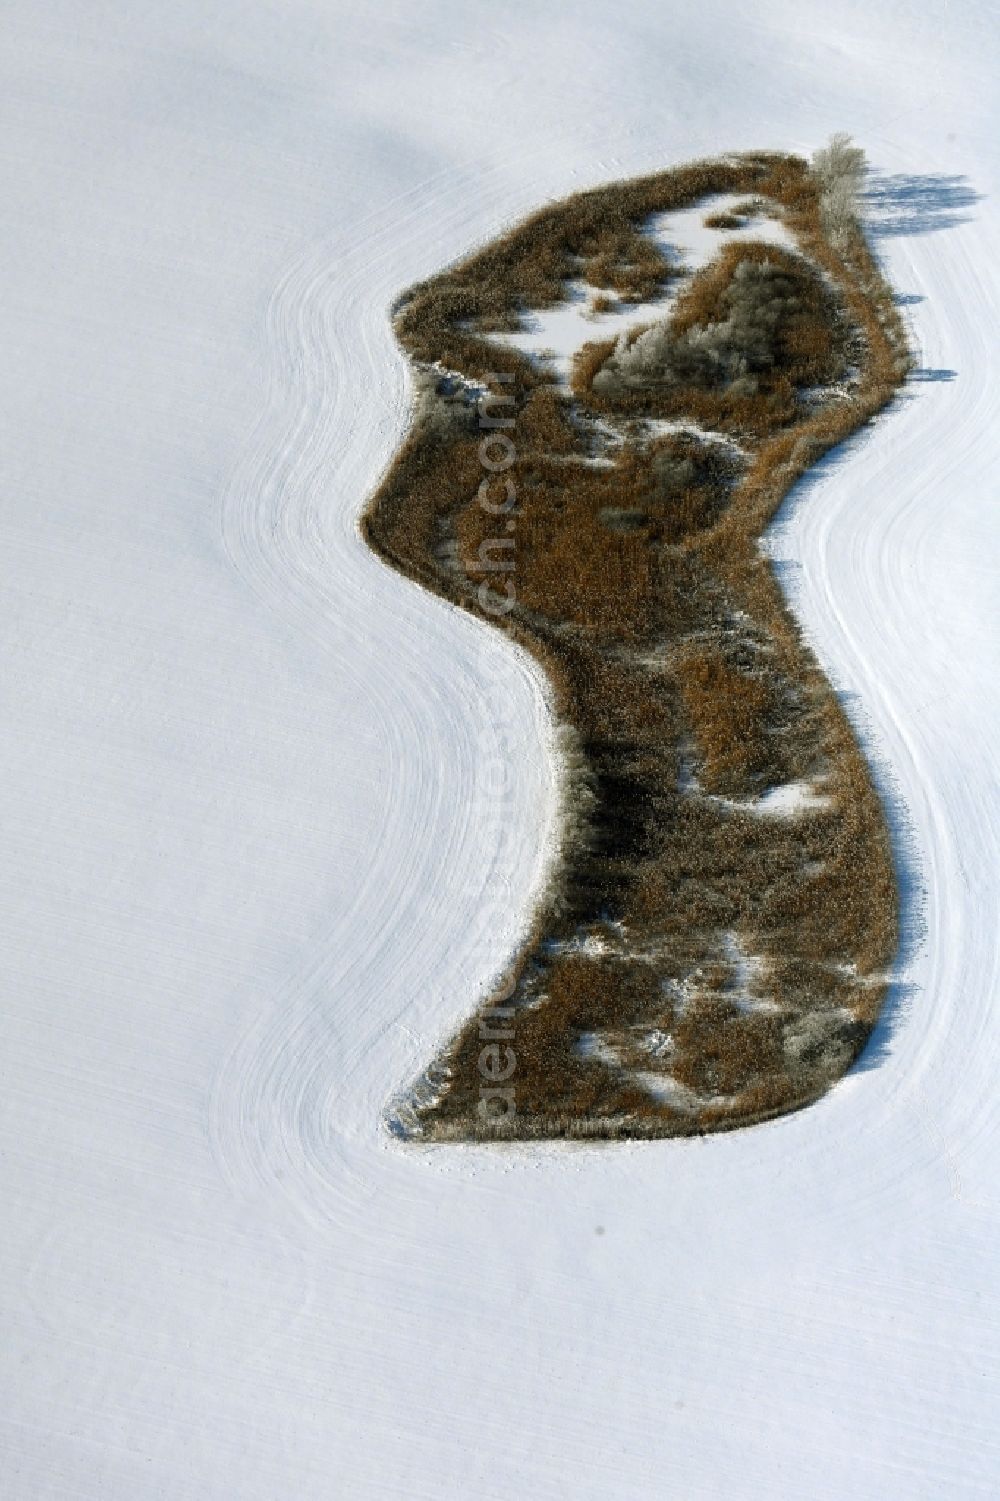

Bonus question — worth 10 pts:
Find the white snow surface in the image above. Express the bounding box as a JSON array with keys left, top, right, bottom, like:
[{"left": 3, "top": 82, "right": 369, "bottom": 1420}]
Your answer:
[{"left": 1, "top": 2, "right": 998, "bottom": 1497}]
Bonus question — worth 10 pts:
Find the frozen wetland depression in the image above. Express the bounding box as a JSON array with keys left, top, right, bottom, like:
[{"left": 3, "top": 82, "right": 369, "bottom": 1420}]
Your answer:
[
  {"left": 1, "top": 2, "right": 998, "bottom": 1498},
  {"left": 369, "top": 147, "right": 907, "bottom": 1139}
]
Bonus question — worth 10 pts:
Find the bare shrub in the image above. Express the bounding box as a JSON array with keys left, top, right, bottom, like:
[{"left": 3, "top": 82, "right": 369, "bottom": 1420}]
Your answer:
[{"left": 812, "top": 132, "right": 867, "bottom": 245}]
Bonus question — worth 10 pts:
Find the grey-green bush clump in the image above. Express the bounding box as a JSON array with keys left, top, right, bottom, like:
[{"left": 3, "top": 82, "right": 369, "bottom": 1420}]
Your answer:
[{"left": 595, "top": 249, "right": 844, "bottom": 400}]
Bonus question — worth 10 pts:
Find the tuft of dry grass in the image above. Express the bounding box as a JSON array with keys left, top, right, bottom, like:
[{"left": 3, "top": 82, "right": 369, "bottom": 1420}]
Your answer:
[
  {"left": 364, "top": 147, "right": 909, "bottom": 1142},
  {"left": 703, "top": 210, "right": 745, "bottom": 230}
]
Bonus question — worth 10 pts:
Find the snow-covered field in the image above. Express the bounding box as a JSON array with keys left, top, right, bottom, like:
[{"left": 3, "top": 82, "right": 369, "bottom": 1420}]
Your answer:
[{"left": 1, "top": 2, "right": 997, "bottom": 1496}]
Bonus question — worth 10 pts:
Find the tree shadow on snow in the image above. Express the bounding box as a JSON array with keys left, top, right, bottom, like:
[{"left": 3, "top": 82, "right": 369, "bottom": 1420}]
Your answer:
[{"left": 864, "top": 170, "right": 983, "bottom": 238}]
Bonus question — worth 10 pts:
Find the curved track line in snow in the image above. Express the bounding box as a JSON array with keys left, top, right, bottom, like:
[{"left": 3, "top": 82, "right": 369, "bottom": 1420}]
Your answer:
[
  {"left": 211, "top": 156, "right": 574, "bottom": 1224},
  {"left": 806, "top": 214, "right": 999, "bottom": 1170},
  {"left": 763, "top": 182, "right": 1000, "bottom": 1209}
]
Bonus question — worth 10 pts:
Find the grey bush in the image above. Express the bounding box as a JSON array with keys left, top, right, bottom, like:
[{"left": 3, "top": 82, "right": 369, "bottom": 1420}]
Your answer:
[
  {"left": 812, "top": 133, "right": 866, "bottom": 245},
  {"left": 594, "top": 258, "right": 808, "bottom": 398}
]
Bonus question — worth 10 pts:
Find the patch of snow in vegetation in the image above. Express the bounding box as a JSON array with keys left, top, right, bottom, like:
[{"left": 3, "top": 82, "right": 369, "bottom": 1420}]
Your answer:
[
  {"left": 711, "top": 779, "right": 832, "bottom": 816},
  {"left": 647, "top": 192, "right": 797, "bottom": 268}
]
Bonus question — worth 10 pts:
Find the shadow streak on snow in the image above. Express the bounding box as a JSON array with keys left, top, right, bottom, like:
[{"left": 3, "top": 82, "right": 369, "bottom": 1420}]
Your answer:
[
  {"left": 864, "top": 171, "right": 983, "bottom": 238},
  {"left": 909, "top": 367, "right": 957, "bottom": 382}
]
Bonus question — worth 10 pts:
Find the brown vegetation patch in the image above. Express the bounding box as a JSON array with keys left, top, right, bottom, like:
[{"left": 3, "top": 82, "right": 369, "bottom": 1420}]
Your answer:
[
  {"left": 365, "top": 146, "right": 909, "bottom": 1142},
  {"left": 703, "top": 211, "right": 746, "bottom": 230}
]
